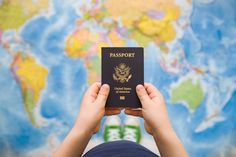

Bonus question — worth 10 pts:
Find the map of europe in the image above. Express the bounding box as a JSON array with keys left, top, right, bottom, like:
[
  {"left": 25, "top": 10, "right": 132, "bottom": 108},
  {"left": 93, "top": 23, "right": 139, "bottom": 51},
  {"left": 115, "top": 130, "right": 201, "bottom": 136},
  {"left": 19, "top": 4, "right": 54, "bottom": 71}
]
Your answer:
[{"left": 0, "top": 0, "right": 236, "bottom": 156}]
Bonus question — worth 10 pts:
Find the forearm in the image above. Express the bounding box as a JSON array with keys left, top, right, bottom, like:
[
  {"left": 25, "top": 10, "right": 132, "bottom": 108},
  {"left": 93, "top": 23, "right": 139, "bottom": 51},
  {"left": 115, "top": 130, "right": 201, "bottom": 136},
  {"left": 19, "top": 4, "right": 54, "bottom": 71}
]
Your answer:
[
  {"left": 53, "top": 126, "right": 92, "bottom": 157},
  {"left": 153, "top": 126, "right": 189, "bottom": 157}
]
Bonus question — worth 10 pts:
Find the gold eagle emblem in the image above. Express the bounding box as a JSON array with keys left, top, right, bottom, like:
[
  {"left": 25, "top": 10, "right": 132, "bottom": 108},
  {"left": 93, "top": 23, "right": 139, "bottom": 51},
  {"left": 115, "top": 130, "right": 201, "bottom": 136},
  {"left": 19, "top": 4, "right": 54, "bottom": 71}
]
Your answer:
[{"left": 113, "top": 63, "right": 132, "bottom": 83}]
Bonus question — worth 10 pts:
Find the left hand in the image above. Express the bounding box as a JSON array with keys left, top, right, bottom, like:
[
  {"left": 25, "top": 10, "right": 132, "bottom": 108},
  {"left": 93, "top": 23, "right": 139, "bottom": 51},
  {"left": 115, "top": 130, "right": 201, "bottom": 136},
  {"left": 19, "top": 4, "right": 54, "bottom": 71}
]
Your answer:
[{"left": 74, "top": 82, "right": 121, "bottom": 135}]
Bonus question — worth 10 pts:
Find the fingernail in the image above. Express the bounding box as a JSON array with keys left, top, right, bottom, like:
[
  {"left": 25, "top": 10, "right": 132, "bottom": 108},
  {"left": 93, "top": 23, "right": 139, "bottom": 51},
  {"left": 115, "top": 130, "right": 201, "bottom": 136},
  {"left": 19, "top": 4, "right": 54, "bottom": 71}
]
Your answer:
[
  {"left": 136, "top": 84, "right": 143, "bottom": 91},
  {"left": 102, "top": 84, "right": 110, "bottom": 90}
]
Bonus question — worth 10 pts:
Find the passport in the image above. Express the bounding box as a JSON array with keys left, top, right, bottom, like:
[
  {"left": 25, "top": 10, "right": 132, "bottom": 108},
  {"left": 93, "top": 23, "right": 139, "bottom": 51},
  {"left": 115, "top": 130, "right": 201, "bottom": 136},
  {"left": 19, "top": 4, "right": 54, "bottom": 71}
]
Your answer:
[{"left": 101, "top": 47, "right": 144, "bottom": 108}]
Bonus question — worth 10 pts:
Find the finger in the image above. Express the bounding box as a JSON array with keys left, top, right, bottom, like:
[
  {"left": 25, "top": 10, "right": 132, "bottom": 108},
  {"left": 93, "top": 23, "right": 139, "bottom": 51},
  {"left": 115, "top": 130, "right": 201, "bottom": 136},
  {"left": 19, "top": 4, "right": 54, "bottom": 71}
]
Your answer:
[
  {"left": 124, "top": 109, "right": 143, "bottom": 117},
  {"left": 95, "top": 84, "right": 110, "bottom": 106},
  {"left": 144, "top": 83, "right": 163, "bottom": 100},
  {"left": 136, "top": 84, "right": 151, "bottom": 107},
  {"left": 144, "top": 83, "right": 157, "bottom": 94},
  {"left": 84, "top": 82, "right": 101, "bottom": 102},
  {"left": 105, "top": 109, "right": 121, "bottom": 115}
]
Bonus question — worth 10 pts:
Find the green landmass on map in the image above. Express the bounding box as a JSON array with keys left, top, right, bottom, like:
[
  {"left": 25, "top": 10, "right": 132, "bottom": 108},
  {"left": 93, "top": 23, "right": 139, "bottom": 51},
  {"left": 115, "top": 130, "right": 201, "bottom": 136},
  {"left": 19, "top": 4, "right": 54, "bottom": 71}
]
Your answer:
[{"left": 171, "top": 79, "right": 204, "bottom": 110}]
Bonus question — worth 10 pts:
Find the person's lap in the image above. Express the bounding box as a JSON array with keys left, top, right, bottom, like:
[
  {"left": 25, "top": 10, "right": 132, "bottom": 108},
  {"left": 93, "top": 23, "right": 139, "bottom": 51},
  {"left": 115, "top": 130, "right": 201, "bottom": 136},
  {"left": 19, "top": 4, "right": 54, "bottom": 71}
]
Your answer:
[{"left": 83, "top": 140, "right": 159, "bottom": 157}]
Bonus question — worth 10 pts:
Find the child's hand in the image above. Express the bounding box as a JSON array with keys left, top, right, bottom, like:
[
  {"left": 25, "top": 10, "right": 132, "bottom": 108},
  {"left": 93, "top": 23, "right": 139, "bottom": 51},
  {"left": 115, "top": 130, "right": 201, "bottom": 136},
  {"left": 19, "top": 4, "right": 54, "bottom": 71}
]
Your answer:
[
  {"left": 54, "top": 83, "right": 188, "bottom": 157},
  {"left": 125, "top": 83, "right": 172, "bottom": 136},
  {"left": 74, "top": 83, "right": 121, "bottom": 135}
]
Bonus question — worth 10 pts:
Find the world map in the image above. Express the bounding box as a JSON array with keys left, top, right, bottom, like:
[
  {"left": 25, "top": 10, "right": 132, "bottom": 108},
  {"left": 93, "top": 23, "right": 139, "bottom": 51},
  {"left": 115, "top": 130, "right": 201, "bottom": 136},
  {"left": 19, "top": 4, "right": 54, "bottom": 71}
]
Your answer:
[{"left": 0, "top": 0, "right": 236, "bottom": 156}]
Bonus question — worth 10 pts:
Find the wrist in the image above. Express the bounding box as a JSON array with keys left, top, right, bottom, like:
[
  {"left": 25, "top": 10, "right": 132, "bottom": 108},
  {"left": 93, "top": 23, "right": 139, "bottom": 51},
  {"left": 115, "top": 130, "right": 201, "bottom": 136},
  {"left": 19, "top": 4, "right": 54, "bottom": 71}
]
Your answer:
[
  {"left": 152, "top": 122, "right": 174, "bottom": 139},
  {"left": 152, "top": 125, "right": 176, "bottom": 142},
  {"left": 73, "top": 118, "right": 94, "bottom": 137},
  {"left": 74, "top": 114, "right": 96, "bottom": 134},
  {"left": 71, "top": 124, "right": 93, "bottom": 140}
]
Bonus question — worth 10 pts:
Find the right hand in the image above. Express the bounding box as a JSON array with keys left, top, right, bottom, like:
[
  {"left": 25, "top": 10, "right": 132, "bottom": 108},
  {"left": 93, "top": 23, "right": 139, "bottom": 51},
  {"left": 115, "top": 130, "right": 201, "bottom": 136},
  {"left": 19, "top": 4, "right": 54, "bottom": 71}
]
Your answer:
[
  {"left": 74, "top": 83, "right": 121, "bottom": 135},
  {"left": 125, "top": 83, "right": 172, "bottom": 136}
]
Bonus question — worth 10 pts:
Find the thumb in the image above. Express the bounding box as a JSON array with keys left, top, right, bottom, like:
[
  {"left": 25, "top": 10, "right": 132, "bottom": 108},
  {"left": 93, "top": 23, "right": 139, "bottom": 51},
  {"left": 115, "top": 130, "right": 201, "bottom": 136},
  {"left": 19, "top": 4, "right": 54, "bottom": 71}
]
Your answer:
[
  {"left": 136, "top": 84, "right": 150, "bottom": 107},
  {"left": 95, "top": 84, "right": 110, "bottom": 106}
]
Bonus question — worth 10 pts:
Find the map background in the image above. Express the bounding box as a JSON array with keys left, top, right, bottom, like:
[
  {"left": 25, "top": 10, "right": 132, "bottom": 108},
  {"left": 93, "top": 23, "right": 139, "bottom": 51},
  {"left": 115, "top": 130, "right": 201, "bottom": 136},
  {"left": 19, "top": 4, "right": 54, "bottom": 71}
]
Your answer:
[{"left": 0, "top": 0, "right": 236, "bottom": 156}]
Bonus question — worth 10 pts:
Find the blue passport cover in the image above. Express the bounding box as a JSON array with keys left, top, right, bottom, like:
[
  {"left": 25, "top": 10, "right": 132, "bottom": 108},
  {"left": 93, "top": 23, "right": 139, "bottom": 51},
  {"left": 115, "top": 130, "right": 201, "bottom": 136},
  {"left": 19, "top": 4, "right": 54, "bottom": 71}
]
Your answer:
[{"left": 102, "top": 47, "right": 144, "bottom": 108}]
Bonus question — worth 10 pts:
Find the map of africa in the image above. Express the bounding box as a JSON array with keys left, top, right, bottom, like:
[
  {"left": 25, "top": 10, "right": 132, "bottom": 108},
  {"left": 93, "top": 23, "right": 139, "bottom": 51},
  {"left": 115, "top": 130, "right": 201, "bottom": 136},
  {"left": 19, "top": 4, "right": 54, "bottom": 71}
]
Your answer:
[{"left": 0, "top": 0, "right": 236, "bottom": 156}]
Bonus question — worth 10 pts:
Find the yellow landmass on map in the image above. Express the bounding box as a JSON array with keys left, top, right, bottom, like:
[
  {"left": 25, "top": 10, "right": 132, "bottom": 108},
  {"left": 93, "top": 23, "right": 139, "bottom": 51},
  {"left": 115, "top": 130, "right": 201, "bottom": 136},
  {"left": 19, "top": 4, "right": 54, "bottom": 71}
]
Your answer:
[
  {"left": 135, "top": 12, "right": 177, "bottom": 42},
  {"left": 65, "top": 27, "right": 117, "bottom": 84},
  {"left": 103, "top": 0, "right": 180, "bottom": 44},
  {"left": 65, "top": 27, "right": 125, "bottom": 60},
  {"left": 11, "top": 53, "right": 48, "bottom": 125},
  {"left": 65, "top": 29, "right": 92, "bottom": 59},
  {"left": 104, "top": 0, "right": 179, "bottom": 19},
  {"left": 65, "top": 0, "right": 181, "bottom": 84},
  {"left": 0, "top": 0, "right": 49, "bottom": 30}
]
